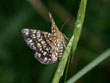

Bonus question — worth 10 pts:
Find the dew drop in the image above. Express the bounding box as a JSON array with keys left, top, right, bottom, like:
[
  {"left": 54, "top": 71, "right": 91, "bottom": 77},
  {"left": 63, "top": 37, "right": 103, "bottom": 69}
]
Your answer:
[
  {"left": 77, "top": 23, "right": 81, "bottom": 28},
  {"left": 58, "top": 69, "right": 60, "bottom": 72}
]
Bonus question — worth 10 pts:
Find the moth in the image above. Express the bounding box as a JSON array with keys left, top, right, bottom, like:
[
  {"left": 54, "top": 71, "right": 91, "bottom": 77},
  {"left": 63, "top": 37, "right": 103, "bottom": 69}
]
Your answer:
[{"left": 22, "top": 13, "right": 66, "bottom": 64}]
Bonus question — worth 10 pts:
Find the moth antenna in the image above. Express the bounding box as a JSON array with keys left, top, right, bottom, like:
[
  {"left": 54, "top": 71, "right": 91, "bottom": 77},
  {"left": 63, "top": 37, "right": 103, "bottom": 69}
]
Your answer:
[{"left": 60, "top": 16, "right": 71, "bottom": 31}]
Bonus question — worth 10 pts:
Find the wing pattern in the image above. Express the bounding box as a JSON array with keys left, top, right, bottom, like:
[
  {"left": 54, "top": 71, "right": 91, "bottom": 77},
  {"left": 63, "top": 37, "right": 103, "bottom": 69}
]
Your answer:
[{"left": 22, "top": 29, "right": 63, "bottom": 64}]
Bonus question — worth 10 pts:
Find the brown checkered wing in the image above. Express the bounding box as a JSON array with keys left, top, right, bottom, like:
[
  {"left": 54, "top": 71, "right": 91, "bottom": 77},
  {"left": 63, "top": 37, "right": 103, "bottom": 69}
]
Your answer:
[{"left": 22, "top": 29, "right": 60, "bottom": 64}]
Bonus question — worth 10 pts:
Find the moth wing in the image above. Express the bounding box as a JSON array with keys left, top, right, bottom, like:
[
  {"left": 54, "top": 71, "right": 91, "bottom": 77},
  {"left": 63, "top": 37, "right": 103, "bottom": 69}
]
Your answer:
[{"left": 22, "top": 29, "right": 58, "bottom": 64}]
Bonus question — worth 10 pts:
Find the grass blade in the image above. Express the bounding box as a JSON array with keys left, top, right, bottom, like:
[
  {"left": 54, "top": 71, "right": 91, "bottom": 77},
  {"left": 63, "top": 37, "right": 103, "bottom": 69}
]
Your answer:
[
  {"left": 52, "top": 0, "right": 87, "bottom": 83},
  {"left": 72, "top": 0, "right": 87, "bottom": 53},
  {"left": 66, "top": 48, "right": 110, "bottom": 83},
  {"left": 52, "top": 36, "right": 74, "bottom": 83}
]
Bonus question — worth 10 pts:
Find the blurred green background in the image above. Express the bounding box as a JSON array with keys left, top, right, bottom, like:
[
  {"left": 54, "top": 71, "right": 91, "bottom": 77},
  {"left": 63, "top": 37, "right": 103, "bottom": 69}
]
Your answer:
[{"left": 0, "top": 0, "right": 110, "bottom": 83}]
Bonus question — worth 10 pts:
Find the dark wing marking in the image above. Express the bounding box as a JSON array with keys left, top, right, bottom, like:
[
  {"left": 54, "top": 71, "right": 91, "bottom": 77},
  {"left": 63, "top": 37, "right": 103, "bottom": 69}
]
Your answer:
[{"left": 22, "top": 29, "right": 38, "bottom": 50}]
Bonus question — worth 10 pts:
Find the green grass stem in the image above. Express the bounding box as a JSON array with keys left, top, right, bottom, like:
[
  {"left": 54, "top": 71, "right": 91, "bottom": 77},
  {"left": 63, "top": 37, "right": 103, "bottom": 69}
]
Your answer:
[{"left": 67, "top": 48, "right": 110, "bottom": 83}]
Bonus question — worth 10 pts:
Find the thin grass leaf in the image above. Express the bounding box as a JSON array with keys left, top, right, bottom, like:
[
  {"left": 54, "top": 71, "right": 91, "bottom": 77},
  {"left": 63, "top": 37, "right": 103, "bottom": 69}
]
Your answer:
[
  {"left": 64, "top": 0, "right": 87, "bottom": 82},
  {"left": 67, "top": 48, "right": 110, "bottom": 83},
  {"left": 72, "top": 0, "right": 87, "bottom": 53},
  {"left": 64, "top": 54, "right": 71, "bottom": 83},
  {"left": 52, "top": 0, "right": 87, "bottom": 83}
]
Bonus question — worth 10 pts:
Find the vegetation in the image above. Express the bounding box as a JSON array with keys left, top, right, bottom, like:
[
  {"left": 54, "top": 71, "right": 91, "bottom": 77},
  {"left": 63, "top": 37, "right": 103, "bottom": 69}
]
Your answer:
[{"left": 0, "top": 0, "right": 109, "bottom": 83}]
